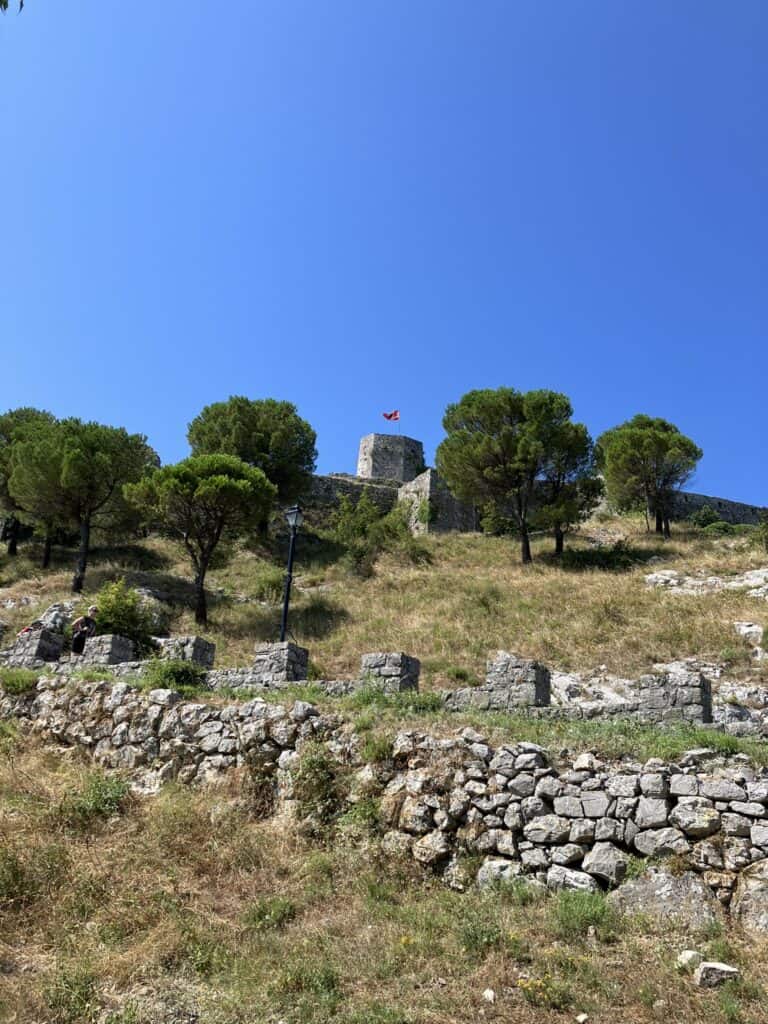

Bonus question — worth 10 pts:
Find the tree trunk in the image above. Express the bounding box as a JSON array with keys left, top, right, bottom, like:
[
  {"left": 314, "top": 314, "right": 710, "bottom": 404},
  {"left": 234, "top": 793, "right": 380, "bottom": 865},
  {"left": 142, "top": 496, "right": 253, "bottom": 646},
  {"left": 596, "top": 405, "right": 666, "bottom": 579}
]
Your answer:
[
  {"left": 72, "top": 519, "right": 91, "bottom": 593},
  {"left": 554, "top": 525, "right": 564, "bottom": 556},
  {"left": 194, "top": 567, "right": 208, "bottom": 625},
  {"left": 6, "top": 516, "right": 19, "bottom": 556},
  {"left": 663, "top": 514, "right": 671, "bottom": 539},
  {"left": 42, "top": 531, "right": 52, "bottom": 570},
  {"left": 655, "top": 509, "right": 663, "bottom": 534},
  {"left": 520, "top": 523, "right": 532, "bottom": 564},
  {"left": 644, "top": 504, "right": 651, "bottom": 532}
]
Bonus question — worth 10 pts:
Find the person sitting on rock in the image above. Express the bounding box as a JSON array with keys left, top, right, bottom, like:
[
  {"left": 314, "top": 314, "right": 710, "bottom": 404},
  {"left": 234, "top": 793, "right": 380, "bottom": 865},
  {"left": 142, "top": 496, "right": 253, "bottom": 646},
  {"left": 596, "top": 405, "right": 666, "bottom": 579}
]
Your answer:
[{"left": 71, "top": 606, "right": 98, "bottom": 655}]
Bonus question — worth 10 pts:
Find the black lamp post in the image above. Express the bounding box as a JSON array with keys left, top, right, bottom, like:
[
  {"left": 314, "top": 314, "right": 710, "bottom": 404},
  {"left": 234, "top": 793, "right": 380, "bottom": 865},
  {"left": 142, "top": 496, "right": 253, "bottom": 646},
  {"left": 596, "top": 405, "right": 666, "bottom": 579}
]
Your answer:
[{"left": 279, "top": 504, "right": 303, "bottom": 642}]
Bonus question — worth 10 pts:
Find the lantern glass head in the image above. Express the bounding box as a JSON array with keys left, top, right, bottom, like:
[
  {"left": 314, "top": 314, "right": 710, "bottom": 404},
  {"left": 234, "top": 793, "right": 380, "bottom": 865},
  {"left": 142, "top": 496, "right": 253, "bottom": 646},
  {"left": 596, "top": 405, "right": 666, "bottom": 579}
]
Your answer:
[{"left": 285, "top": 505, "right": 304, "bottom": 530}]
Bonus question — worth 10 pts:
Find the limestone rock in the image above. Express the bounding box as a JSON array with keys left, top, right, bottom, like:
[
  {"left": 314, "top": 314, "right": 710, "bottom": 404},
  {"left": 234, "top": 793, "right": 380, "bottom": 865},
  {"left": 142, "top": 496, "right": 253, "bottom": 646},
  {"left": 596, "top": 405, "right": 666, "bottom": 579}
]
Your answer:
[
  {"left": 412, "top": 830, "right": 451, "bottom": 866},
  {"left": 731, "top": 859, "right": 768, "bottom": 933},
  {"left": 668, "top": 799, "right": 721, "bottom": 837},
  {"left": 607, "top": 868, "right": 723, "bottom": 930},
  {"left": 582, "top": 842, "right": 628, "bottom": 886},
  {"left": 523, "top": 814, "right": 571, "bottom": 844},
  {"left": 476, "top": 857, "right": 522, "bottom": 889},
  {"left": 546, "top": 865, "right": 597, "bottom": 893},
  {"left": 693, "top": 962, "right": 740, "bottom": 988}
]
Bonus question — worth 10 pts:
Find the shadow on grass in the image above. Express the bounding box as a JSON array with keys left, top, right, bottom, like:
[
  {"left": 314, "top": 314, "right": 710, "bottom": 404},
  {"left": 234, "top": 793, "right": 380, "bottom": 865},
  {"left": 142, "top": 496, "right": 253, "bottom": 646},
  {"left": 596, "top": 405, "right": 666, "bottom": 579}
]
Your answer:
[
  {"left": 292, "top": 595, "right": 350, "bottom": 640},
  {"left": 543, "top": 541, "right": 675, "bottom": 574}
]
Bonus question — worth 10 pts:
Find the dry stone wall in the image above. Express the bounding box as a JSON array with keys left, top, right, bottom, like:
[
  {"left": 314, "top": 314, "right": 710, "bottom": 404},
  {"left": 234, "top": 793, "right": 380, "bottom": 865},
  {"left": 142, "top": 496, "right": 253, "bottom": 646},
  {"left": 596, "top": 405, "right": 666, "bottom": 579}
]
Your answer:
[{"left": 4, "top": 675, "right": 768, "bottom": 929}]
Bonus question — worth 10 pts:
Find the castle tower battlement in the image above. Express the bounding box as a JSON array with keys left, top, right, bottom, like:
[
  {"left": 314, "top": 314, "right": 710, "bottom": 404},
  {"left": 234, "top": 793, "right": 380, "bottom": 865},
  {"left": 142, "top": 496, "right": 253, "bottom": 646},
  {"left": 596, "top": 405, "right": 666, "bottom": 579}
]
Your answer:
[{"left": 356, "top": 434, "right": 425, "bottom": 483}]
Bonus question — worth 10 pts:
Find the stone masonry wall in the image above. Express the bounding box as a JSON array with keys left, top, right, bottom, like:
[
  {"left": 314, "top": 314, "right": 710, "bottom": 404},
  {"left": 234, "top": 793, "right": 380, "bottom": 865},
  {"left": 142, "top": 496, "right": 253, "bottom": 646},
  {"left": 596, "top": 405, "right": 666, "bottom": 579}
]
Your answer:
[
  {"left": 398, "top": 469, "right": 477, "bottom": 535},
  {"left": 4, "top": 675, "right": 768, "bottom": 924},
  {"left": 356, "top": 434, "right": 425, "bottom": 484}
]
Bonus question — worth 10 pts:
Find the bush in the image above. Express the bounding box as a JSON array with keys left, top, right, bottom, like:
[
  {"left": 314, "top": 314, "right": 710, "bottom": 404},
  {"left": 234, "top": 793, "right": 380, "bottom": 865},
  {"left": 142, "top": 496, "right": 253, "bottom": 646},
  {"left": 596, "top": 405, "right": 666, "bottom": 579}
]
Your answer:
[
  {"left": 139, "top": 658, "right": 206, "bottom": 695},
  {"left": 0, "top": 666, "right": 40, "bottom": 696},
  {"left": 703, "top": 520, "right": 736, "bottom": 536},
  {"left": 250, "top": 562, "right": 285, "bottom": 603},
  {"left": 293, "top": 742, "right": 346, "bottom": 838},
  {"left": 691, "top": 504, "right": 722, "bottom": 528},
  {"left": 87, "top": 578, "right": 158, "bottom": 655},
  {"left": 331, "top": 490, "right": 430, "bottom": 575},
  {"left": 242, "top": 895, "right": 296, "bottom": 933},
  {"left": 57, "top": 773, "right": 129, "bottom": 831}
]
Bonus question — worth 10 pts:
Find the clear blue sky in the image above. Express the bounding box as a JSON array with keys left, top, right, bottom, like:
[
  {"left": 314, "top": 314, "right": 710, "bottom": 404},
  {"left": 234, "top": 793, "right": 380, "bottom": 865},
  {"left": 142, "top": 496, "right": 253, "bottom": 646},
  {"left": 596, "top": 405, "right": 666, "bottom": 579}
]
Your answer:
[{"left": 2, "top": 2, "right": 766, "bottom": 504}]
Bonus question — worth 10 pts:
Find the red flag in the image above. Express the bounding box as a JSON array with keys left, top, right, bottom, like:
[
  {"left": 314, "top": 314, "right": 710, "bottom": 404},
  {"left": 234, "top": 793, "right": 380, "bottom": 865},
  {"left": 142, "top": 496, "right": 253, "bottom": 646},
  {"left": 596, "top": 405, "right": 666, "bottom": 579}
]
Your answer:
[{"left": 382, "top": 410, "right": 400, "bottom": 421}]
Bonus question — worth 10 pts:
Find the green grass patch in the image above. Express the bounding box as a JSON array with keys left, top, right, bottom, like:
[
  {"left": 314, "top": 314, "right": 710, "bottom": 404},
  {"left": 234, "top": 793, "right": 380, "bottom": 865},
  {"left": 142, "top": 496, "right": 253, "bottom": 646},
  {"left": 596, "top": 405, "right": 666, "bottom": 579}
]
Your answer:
[
  {"left": 241, "top": 895, "right": 296, "bottom": 933},
  {"left": 0, "top": 666, "right": 41, "bottom": 696},
  {"left": 56, "top": 773, "right": 130, "bottom": 831}
]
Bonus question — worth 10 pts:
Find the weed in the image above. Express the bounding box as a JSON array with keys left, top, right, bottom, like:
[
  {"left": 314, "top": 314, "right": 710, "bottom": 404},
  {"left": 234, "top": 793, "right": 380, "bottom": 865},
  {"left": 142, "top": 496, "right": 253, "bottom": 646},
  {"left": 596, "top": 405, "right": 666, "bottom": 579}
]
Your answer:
[
  {"left": 517, "top": 973, "right": 574, "bottom": 1010},
  {"left": 0, "top": 848, "right": 28, "bottom": 907},
  {"left": 137, "top": 658, "right": 206, "bottom": 695},
  {"left": 44, "top": 962, "right": 98, "bottom": 1024},
  {"left": 549, "top": 890, "right": 620, "bottom": 942},
  {"left": 0, "top": 666, "right": 40, "bottom": 696},
  {"left": 250, "top": 561, "right": 285, "bottom": 603},
  {"left": 56, "top": 773, "right": 129, "bottom": 831},
  {"left": 338, "top": 797, "right": 381, "bottom": 838},
  {"left": 293, "top": 742, "right": 347, "bottom": 838},
  {"left": 242, "top": 895, "right": 296, "bottom": 933},
  {"left": 359, "top": 733, "right": 392, "bottom": 763}
]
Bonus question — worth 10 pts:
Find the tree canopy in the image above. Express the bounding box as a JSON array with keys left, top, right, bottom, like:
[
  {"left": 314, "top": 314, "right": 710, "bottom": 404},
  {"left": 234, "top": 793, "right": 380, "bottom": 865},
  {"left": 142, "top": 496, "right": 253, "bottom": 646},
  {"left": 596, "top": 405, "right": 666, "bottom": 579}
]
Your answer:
[
  {"left": 436, "top": 387, "right": 597, "bottom": 562},
  {"left": 537, "top": 420, "right": 603, "bottom": 554},
  {"left": 0, "top": 407, "right": 56, "bottom": 556},
  {"left": 125, "top": 454, "right": 277, "bottom": 625},
  {"left": 187, "top": 397, "right": 317, "bottom": 505},
  {"left": 9, "top": 418, "right": 158, "bottom": 591},
  {"left": 596, "top": 415, "right": 702, "bottom": 537}
]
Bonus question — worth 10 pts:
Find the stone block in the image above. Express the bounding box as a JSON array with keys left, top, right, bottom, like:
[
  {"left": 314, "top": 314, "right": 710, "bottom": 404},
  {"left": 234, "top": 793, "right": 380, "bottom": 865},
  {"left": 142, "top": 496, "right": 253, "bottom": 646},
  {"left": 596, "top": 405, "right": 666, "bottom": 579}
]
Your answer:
[
  {"left": 6, "top": 628, "right": 63, "bottom": 663},
  {"left": 361, "top": 652, "right": 420, "bottom": 692},
  {"left": 251, "top": 642, "right": 309, "bottom": 684},
  {"left": 74, "top": 635, "right": 137, "bottom": 665},
  {"left": 484, "top": 651, "right": 551, "bottom": 707},
  {"left": 153, "top": 636, "right": 216, "bottom": 668}
]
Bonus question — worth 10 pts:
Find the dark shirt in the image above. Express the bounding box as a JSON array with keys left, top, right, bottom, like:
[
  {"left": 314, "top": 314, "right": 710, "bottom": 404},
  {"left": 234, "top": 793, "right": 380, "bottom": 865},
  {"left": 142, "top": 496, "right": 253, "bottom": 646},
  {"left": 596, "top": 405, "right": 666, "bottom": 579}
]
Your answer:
[{"left": 73, "top": 616, "right": 96, "bottom": 637}]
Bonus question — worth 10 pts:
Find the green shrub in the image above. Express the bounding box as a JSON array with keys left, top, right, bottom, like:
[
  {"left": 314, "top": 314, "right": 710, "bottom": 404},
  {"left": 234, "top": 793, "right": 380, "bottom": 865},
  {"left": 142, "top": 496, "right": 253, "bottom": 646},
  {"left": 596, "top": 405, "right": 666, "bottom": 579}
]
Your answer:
[
  {"left": 691, "top": 504, "right": 722, "bottom": 528},
  {"left": 293, "top": 742, "right": 346, "bottom": 838},
  {"left": 44, "top": 962, "right": 98, "bottom": 1024},
  {"left": 242, "top": 895, "right": 296, "bottom": 933},
  {"left": 87, "top": 578, "right": 158, "bottom": 655},
  {"left": 0, "top": 666, "right": 40, "bottom": 696},
  {"left": 57, "top": 773, "right": 129, "bottom": 831},
  {"left": 338, "top": 797, "right": 382, "bottom": 837},
  {"left": 250, "top": 562, "right": 285, "bottom": 603},
  {"left": 139, "top": 658, "right": 206, "bottom": 695},
  {"left": 359, "top": 734, "right": 393, "bottom": 763},
  {"left": 703, "top": 520, "right": 736, "bottom": 536}
]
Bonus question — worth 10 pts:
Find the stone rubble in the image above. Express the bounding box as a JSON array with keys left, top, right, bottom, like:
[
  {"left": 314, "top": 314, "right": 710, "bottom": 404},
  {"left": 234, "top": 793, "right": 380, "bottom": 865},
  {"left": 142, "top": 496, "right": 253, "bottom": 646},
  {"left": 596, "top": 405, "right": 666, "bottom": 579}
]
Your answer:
[{"left": 645, "top": 567, "right": 768, "bottom": 601}]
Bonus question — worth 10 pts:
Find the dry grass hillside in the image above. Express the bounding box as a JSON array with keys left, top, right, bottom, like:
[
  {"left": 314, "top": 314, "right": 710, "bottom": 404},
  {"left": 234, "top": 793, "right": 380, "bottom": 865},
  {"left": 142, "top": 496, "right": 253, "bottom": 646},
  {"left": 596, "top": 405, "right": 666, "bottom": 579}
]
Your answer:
[
  {"left": 1, "top": 514, "right": 766, "bottom": 688},
  {"left": 2, "top": 516, "right": 768, "bottom": 1023}
]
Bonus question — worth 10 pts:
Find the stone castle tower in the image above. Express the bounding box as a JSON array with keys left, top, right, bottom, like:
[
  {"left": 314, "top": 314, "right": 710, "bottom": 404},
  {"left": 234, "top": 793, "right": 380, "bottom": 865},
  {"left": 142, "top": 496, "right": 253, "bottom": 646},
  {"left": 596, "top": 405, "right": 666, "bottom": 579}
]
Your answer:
[{"left": 356, "top": 434, "right": 425, "bottom": 483}]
